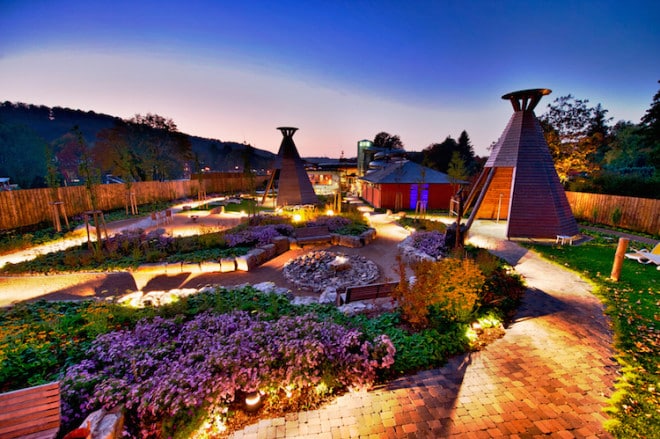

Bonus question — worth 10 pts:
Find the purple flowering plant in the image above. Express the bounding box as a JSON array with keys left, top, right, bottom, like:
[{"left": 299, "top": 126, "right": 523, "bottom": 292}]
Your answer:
[
  {"left": 306, "top": 215, "right": 351, "bottom": 232},
  {"left": 224, "top": 224, "right": 293, "bottom": 247},
  {"left": 61, "top": 311, "right": 395, "bottom": 438},
  {"left": 104, "top": 228, "right": 175, "bottom": 256}
]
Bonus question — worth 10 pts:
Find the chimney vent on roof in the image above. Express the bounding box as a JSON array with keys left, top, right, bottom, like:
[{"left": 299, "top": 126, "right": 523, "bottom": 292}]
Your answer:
[{"left": 501, "top": 88, "right": 552, "bottom": 112}]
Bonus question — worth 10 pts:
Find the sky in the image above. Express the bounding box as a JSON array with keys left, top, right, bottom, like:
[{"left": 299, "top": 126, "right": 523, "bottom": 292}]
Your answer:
[{"left": 0, "top": 0, "right": 658, "bottom": 158}]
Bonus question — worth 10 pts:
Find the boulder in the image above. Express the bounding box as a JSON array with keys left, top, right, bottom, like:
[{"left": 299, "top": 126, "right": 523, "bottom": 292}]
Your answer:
[
  {"left": 235, "top": 253, "right": 258, "bottom": 271},
  {"left": 77, "top": 406, "right": 124, "bottom": 439},
  {"left": 199, "top": 261, "right": 220, "bottom": 273},
  {"left": 271, "top": 236, "right": 290, "bottom": 254},
  {"left": 180, "top": 262, "right": 202, "bottom": 273},
  {"left": 250, "top": 248, "right": 267, "bottom": 265},
  {"left": 260, "top": 243, "right": 277, "bottom": 260},
  {"left": 220, "top": 258, "right": 236, "bottom": 273},
  {"left": 291, "top": 296, "right": 319, "bottom": 306},
  {"left": 319, "top": 287, "right": 338, "bottom": 304}
]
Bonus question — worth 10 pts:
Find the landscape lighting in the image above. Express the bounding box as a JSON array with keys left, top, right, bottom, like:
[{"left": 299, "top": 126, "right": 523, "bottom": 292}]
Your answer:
[{"left": 244, "top": 391, "right": 263, "bottom": 412}]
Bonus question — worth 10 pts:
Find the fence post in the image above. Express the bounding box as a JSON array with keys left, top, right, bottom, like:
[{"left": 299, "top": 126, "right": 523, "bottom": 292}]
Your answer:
[{"left": 610, "top": 238, "right": 629, "bottom": 282}]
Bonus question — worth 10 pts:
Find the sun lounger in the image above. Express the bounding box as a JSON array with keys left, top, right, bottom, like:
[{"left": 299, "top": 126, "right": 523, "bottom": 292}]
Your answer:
[{"left": 624, "top": 243, "right": 660, "bottom": 265}]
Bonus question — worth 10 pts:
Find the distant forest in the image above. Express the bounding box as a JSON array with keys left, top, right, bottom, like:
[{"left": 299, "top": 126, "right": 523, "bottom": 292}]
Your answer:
[{"left": 0, "top": 102, "right": 276, "bottom": 189}]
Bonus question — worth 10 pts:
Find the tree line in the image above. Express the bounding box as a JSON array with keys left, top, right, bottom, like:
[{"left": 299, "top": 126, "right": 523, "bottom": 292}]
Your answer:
[{"left": 0, "top": 103, "right": 274, "bottom": 190}]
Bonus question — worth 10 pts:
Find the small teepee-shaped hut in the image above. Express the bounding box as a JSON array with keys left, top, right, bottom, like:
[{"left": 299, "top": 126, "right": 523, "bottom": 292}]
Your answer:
[
  {"left": 465, "top": 89, "right": 578, "bottom": 239},
  {"left": 262, "top": 127, "right": 318, "bottom": 207}
]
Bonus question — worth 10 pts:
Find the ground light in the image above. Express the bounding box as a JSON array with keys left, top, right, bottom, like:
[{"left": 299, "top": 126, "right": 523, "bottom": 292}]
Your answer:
[{"left": 244, "top": 391, "right": 264, "bottom": 412}]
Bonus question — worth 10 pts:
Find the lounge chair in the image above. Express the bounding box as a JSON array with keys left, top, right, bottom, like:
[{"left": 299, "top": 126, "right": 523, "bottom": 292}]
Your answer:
[{"left": 625, "top": 242, "right": 660, "bottom": 265}]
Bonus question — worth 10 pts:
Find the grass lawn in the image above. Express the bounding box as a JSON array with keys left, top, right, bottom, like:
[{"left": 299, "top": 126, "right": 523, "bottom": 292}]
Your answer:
[{"left": 525, "top": 232, "right": 659, "bottom": 438}]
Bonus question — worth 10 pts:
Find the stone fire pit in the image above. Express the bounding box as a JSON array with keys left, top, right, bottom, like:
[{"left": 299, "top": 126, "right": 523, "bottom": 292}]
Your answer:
[{"left": 283, "top": 250, "right": 379, "bottom": 292}]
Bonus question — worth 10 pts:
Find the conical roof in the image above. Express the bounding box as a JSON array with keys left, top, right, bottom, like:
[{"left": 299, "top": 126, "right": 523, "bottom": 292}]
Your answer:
[
  {"left": 471, "top": 89, "right": 578, "bottom": 239},
  {"left": 270, "top": 127, "right": 318, "bottom": 206}
]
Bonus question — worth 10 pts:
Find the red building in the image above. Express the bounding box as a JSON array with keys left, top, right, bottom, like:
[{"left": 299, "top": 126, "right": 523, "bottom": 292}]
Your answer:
[{"left": 359, "top": 160, "right": 464, "bottom": 211}]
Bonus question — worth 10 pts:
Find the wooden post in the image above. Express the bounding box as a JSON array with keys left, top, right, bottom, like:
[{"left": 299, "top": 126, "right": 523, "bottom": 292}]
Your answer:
[
  {"left": 125, "top": 190, "right": 138, "bottom": 215},
  {"left": 610, "top": 237, "right": 629, "bottom": 282},
  {"left": 455, "top": 194, "right": 464, "bottom": 249},
  {"left": 49, "top": 203, "right": 61, "bottom": 232},
  {"left": 84, "top": 210, "right": 108, "bottom": 251},
  {"left": 49, "top": 201, "right": 69, "bottom": 232}
]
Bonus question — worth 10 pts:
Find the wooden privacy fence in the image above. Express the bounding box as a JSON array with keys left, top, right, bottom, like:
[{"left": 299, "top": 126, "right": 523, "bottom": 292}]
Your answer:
[
  {"left": 566, "top": 191, "right": 659, "bottom": 236},
  {"left": 0, "top": 173, "right": 265, "bottom": 230}
]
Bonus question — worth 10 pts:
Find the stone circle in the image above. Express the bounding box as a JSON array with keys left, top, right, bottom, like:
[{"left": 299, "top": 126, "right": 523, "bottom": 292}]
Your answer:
[{"left": 282, "top": 250, "right": 379, "bottom": 292}]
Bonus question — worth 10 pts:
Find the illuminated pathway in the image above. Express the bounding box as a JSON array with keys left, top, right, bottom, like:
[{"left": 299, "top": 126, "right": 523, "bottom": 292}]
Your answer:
[{"left": 230, "top": 221, "right": 617, "bottom": 438}]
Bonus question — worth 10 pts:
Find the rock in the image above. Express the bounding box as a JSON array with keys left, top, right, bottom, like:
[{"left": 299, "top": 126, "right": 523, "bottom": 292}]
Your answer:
[
  {"left": 117, "top": 291, "right": 143, "bottom": 307},
  {"left": 77, "top": 406, "right": 124, "bottom": 439},
  {"left": 338, "top": 301, "right": 373, "bottom": 316},
  {"left": 338, "top": 234, "right": 362, "bottom": 248},
  {"left": 181, "top": 262, "right": 201, "bottom": 273},
  {"left": 252, "top": 282, "right": 277, "bottom": 293},
  {"left": 135, "top": 262, "right": 166, "bottom": 273},
  {"left": 250, "top": 248, "right": 267, "bottom": 265},
  {"left": 291, "top": 296, "right": 319, "bottom": 306},
  {"left": 199, "top": 261, "right": 220, "bottom": 273},
  {"left": 165, "top": 261, "right": 182, "bottom": 274},
  {"left": 220, "top": 258, "right": 236, "bottom": 273},
  {"left": 271, "top": 236, "right": 290, "bottom": 254},
  {"left": 282, "top": 250, "right": 379, "bottom": 293},
  {"left": 260, "top": 243, "right": 277, "bottom": 260},
  {"left": 235, "top": 253, "right": 258, "bottom": 271},
  {"left": 319, "top": 287, "right": 338, "bottom": 304}
]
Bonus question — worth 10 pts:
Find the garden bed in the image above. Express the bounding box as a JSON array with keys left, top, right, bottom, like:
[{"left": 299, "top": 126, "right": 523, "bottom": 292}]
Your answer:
[{"left": 1, "top": 247, "right": 525, "bottom": 438}]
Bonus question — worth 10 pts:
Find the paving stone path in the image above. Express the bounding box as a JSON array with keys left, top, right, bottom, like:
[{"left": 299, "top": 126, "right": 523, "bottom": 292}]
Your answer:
[{"left": 230, "top": 228, "right": 619, "bottom": 438}]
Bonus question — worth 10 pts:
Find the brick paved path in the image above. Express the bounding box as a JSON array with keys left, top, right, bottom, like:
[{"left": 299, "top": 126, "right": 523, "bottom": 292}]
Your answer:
[{"left": 230, "top": 230, "right": 618, "bottom": 438}]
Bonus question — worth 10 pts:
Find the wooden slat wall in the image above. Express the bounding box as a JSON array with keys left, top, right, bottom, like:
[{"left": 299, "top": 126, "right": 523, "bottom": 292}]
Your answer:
[
  {"left": 566, "top": 191, "right": 659, "bottom": 236},
  {"left": 475, "top": 167, "right": 513, "bottom": 220},
  {"left": 0, "top": 174, "right": 266, "bottom": 230}
]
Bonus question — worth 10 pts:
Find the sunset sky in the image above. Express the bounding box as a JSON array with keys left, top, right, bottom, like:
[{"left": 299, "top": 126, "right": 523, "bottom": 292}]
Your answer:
[{"left": 1, "top": 0, "right": 658, "bottom": 158}]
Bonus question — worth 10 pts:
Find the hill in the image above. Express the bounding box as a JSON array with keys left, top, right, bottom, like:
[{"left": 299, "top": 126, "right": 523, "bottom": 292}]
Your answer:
[{"left": 0, "top": 102, "right": 276, "bottom": 188}]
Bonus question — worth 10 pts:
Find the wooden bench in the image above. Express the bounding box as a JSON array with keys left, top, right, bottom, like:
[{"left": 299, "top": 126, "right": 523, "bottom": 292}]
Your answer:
[
  {"left": 0, "top": 382, "right": 60, "bottom": 439},
  {"left": 295, "top": 225, "right": 332, "bottom": 245},
  {"left": 337, "top": 281, "right": 399, "bottom": 305}
]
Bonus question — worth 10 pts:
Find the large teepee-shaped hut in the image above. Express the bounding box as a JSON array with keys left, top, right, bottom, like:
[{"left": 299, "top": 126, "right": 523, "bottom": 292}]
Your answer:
[
  {"left": 262, "top": 127, "right": 318, "bottom": 207},
  {"left": 465, "top": 89, "right": 578, "bottom": 239}
]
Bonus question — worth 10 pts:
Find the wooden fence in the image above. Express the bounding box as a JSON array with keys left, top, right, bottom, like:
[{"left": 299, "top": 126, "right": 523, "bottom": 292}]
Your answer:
[
  {"left": 1, "top": 186, "right": 657, "bottom": 234},
  {"left": 565, "top": 191, "right": 659, "bottom": 236},
  {"left": 0, "top": 173, "right": 266, "bottom": 230}
]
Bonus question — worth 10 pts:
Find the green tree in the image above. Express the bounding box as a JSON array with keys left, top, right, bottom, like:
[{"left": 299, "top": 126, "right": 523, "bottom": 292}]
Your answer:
[
  {"left": 447, "top": 151, "right": 469, "bottom": 188},
  {"left": 640, "top": 81, "right": 660, "bottom": 169},
  {"left": 127, "top": 114, "right": 192, "bottom": 181},
  {"left": 605, "top": 122, "right": 649, "bottom": 169},
  {"left": 539, "top": 95, "right": 610, "bottom": 182},
  {"left": 52, "top": 131, "right": 87, "bottom": 185},
  {"left": 422, "top": 136, "right": 458, "bottom": 173},
  {"left": 456, "top": 130, "right": 478, "bottom": 174},
  {"left": 0, "top": 121, "right": 48, "bottom": 188},
  {"left": 373, "top": 132, "right": 404, "bottom": 150},
  {"left": 92, "top": 122, "right": 139, "bottom": 183},
  {"left": 44, "top": 145, "right": 62, "bottom": 199},
  {"left": 92, "top": 114, "right": 192, "bottom": 182},
  {"left": 72, "top": 126, "right": 101, "bottom": 211}
]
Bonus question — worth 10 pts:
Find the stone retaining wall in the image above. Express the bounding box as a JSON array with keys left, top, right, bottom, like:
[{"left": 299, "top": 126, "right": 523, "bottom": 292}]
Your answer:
[{"left": 134, "top": 229, "right": 377, "bottom": 275}]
